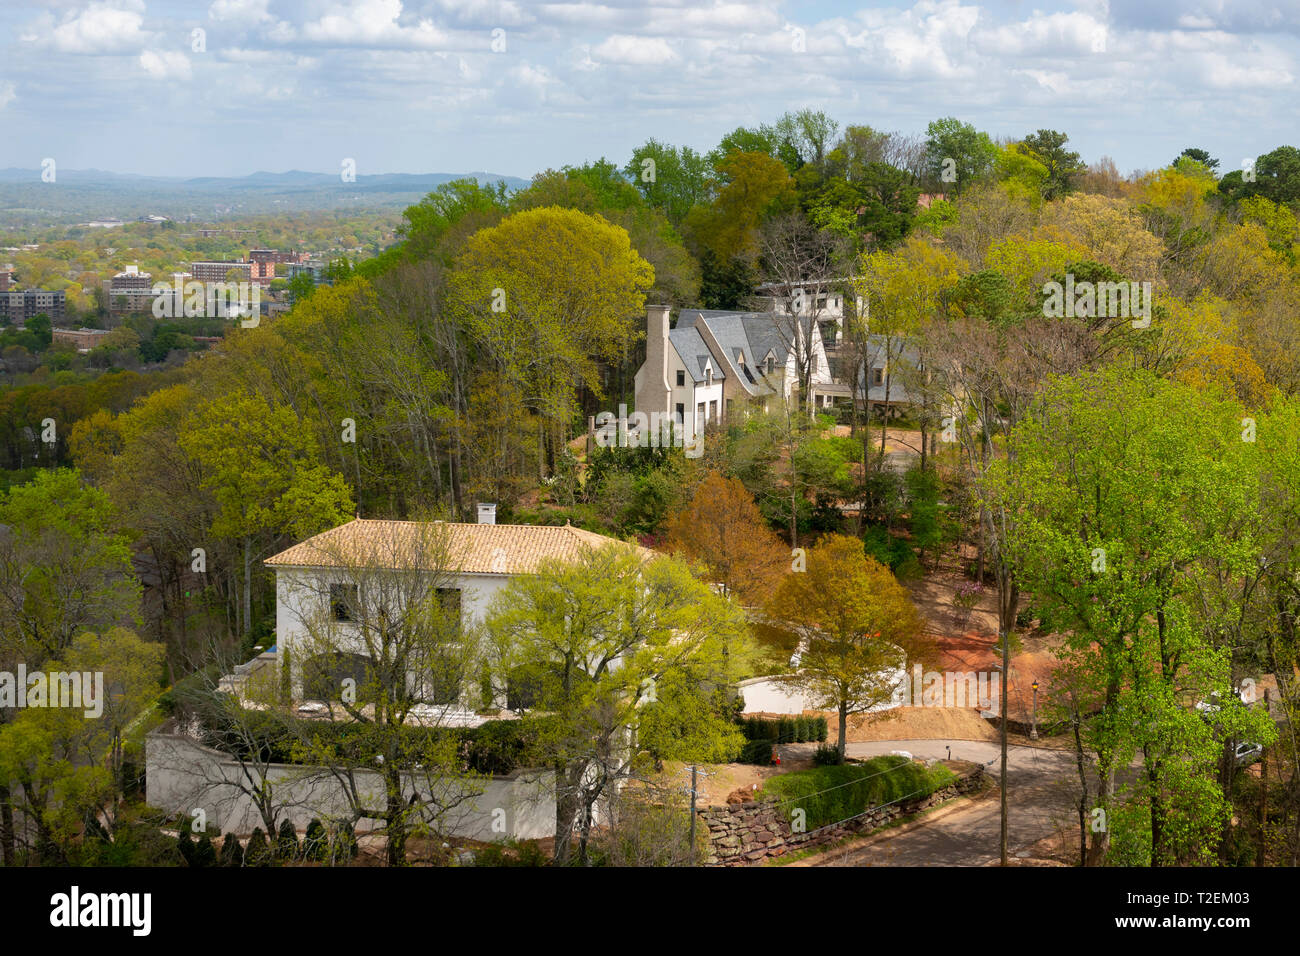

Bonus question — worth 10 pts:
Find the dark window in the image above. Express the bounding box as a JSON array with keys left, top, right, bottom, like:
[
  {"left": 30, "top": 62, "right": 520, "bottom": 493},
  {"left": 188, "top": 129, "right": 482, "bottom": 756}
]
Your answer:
[
  {"left": 871, "top": 367, "right": 884, "bottom": 387},
  {"left": 428, "top": 655, "right": 462, "bottom": 706},
  {"left": 436, "top": 587, "right": 462, "bottom": 635},
  {"left": 676, "top": 370, "right": 685, "bottom": 387},
  {"left": 506, "top": 666, "right": 541, "bottom": 711},
  {"left": 330, "top": 583, "right": 359, "bottom": 622}
]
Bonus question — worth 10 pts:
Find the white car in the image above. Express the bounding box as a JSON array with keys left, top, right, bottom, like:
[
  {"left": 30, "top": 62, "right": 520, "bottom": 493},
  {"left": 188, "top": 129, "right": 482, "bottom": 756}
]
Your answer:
[{"left": 1233, "top": 742, "right": 1263, "bottom": 767}]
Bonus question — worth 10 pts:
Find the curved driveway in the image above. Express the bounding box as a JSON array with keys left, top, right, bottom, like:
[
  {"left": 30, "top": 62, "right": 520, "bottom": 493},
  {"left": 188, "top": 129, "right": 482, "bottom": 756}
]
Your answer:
[{"left": 790, "top": 739, "right": 1083, "bottom": 867}]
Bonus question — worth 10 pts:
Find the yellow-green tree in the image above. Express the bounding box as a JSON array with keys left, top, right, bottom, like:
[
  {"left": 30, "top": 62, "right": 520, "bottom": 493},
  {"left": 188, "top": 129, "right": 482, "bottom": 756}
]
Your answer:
[
  {"left": 447, "top": 206, "right": 653, "bottom": 476},
  {"left": 769, "top": 534, "right": 924, "bottom": 761}
]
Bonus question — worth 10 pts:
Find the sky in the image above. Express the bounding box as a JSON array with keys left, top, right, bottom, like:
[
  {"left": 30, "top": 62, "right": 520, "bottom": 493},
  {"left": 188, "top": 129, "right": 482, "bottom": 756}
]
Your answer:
[{"left": 0, "top": 0, "right": 1296, "bottom": 180}]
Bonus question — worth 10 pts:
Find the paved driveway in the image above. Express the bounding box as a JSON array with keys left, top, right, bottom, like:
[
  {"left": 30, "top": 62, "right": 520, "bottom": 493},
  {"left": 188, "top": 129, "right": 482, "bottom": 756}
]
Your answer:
[{"left": 793, "top": 739, "right": 1083, "bottom": 866}]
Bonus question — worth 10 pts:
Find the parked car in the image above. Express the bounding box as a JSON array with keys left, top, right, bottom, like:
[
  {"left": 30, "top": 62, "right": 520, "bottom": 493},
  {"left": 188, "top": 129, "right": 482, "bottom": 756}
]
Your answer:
[{"left": 1233, "top": 742, "right": 1263, "bottom": 767}]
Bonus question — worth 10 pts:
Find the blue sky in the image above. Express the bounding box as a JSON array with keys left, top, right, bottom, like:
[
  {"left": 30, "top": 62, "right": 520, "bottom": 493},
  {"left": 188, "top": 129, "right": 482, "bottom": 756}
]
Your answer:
[{"left": 1, "top": 0, "right": 1296, "bottom": 179}]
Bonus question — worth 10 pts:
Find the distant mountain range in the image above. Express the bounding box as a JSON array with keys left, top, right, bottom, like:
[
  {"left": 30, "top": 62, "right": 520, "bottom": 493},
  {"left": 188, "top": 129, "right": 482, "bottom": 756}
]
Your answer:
[{"left": 0, "top": 168, "right": 531, "bottom": 228}]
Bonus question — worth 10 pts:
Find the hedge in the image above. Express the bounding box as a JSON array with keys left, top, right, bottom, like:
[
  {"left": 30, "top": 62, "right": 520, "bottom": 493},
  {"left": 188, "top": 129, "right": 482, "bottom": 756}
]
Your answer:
[
  {"left": 761, "top": 755, "right": 956, "bottom": 831},
  {"left": 191, "top": 702, "right": 552, "bottom": 776}
]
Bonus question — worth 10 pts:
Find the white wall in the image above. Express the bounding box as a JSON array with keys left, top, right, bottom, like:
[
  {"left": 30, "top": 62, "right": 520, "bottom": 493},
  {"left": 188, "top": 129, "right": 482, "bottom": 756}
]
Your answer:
[{"left": 146, "top": 730, "right": 555, "bottom": 840}]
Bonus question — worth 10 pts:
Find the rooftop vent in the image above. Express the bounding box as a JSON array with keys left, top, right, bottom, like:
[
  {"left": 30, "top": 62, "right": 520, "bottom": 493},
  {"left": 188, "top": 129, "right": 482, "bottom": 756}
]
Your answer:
[{"left": 477, "top": 502, "right": 497, "bottom": 525}]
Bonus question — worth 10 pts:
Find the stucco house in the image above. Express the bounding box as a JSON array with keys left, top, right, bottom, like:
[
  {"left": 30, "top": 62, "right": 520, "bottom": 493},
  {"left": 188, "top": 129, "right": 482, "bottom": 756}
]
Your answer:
[{"left": 264, "top": 509, "right": 648, "bottom": 725}]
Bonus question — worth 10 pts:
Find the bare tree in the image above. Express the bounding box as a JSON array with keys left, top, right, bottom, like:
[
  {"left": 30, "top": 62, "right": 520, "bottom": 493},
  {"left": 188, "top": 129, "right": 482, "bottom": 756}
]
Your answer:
[{"left": 758, "top": 211, "right": 852, "bottom": 413}]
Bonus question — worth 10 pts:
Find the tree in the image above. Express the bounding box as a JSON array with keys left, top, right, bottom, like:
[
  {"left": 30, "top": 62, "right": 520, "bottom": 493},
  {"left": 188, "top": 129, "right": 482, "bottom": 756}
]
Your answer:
[
  {"left": 0, "top": 628, "right": 164, "bottom": 865},
  {"left": 684, "top": 151, "right": 795, "bottom": 276},
  {"left": 661, "top": 470, "right": 790, "bottom": 607},
  {"left": 485, "top": 544, "right": 754, "bottom": 864},
  {"left": 447, "top": 206, "right": 653, "bottom": 476},
  {"left": 625, "top": 140, "right": 711, "bottom": 225},
  {"left": 758, "top": 209, "right": 852, "bottom": 407},
  {"left": 178, "top": 391, "right": 353, "bottom": 636},
  {"left": 855, "top": 238, "right": 966, "bottom": 463},
  {"left": 0, "top": 468, "right": 141, "bottom": 663},
  {"left": 923, "top": 117, "right": 999, "bottom": 194},
  {"left": 1018, "top": 129, "right": 1086, "bottom": 200},
  {"left": 769, "top": 534, "right": 924, "bottom": 762},
  {"left": 985, "top": 367, "right": 1277, "bottom": 864},
  {"left": 1176, "top": 147, "right": 1219, "bottom": 171}
]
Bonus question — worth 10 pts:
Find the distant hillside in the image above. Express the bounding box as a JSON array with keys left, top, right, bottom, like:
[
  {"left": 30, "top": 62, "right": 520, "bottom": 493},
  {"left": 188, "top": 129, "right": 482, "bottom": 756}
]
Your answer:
[{"left": 0, "top": 168, "right": 531, "bottom": 229}]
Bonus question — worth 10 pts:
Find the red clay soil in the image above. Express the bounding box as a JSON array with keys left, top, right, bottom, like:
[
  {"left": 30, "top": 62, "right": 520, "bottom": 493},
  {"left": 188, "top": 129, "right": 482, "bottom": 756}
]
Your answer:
[{"left": 906, "top": 564, "right": 1065, "bottom": 724}]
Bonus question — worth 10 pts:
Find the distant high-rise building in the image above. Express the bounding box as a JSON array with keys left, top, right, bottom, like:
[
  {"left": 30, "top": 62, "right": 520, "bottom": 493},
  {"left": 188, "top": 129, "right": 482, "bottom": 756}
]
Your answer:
[
  {"left": 103, "top": 265, "right": 156, "bottom": 315},
  {"left": 0, "top": 289, "right": 66, "bottom": 325},
  {"left": 247, "top": 248, "right": 307, "bottom": 283},
  {"left": 191, "top": 261, "right": 252, "bottom": 285}
]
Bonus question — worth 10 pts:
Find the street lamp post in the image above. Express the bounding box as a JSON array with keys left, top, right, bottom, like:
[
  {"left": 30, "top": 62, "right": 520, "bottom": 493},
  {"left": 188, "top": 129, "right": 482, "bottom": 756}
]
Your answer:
[{"left": 1030, "top": 680, "right": 1039, "bottom": 740}]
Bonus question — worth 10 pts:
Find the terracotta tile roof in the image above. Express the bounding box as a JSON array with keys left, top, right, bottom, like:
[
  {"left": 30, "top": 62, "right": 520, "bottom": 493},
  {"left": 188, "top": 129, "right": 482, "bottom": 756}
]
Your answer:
[{"left": 264, "top": 518, "right": 649, "bottom": 575}]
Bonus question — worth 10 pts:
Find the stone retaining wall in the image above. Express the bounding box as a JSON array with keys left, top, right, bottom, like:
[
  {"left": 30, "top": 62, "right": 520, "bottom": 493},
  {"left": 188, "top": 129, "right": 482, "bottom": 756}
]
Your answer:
[{"left": 698, "top": 766, "right": 987, "bottom": 866}]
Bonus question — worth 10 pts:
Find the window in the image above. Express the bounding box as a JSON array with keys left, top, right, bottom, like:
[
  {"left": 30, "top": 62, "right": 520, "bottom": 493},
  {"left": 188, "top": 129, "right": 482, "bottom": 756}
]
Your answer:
[
  {"left": 705, "top": 366, "right": 713, "bottom": 386},
  {"left": 766, "top": 356, "right": 775, "bottom": 374},
  {"left": 675, "top": 402, "right": 685, "bottom": 423},
  {"left": 329, "top": 583, "right": 359, "bottom": 622},
  {"left": 436, "top": 588, "right": 462, "bottom": 636},
  {"left": 871, "top": 367, "right": 884, "bottom": 387},
  {"left": 676, "top": 370, "right": 685, "bottom": 387}
]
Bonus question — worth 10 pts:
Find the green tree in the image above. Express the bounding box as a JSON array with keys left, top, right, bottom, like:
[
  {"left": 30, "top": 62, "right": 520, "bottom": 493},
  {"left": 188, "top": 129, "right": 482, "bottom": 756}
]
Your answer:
[
  {"left": 924, "top": 117, "right": 999, "bottom": 194},
  {"left": 1018, "top": 130, "right": 1086, "bottom": 201},
  {"left": 485, "top": 544, "right": 755, "bottom": 864}
]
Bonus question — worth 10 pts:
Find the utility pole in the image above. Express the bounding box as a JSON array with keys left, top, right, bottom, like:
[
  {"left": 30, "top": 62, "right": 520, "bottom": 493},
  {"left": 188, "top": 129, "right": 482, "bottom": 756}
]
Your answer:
[
  {"left": 685, "top": 765, "right": 711, "bottom": 865},
  {"left": 1000, "top": 629, "right": 1009, "bottom": 866},
  {"left": 1258, "top": 689, "right": 1269, "bottom": 867}
]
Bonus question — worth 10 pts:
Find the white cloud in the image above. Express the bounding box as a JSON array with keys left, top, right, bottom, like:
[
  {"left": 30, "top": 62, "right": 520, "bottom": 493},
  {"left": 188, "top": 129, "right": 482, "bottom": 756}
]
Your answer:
[
  {"left": 139, "top": 50, "right": 193, "bottom": 80},
  {"left": 302, "top": 0, "right": 451, "bottom": 49},
  {"left": 0, "top": 82, "right": 15, "bottom": 110},
  {"left": 48, "top": 0, "right": 152, "bottom": 54},
  {"left": 969, "top": 11, "right": 1109, "bottom": 58},
  {"left": 591, "top": 33, "right": 677, "bottom": 65},
  {"left": 208, "top": 0, "right": 272, "bottom": 22}
]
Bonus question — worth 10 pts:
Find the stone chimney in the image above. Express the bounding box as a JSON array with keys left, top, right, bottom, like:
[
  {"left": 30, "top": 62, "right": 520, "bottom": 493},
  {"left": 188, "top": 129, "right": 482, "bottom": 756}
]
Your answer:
[
  {"left": 476, "top": 503, "right": 497, "bottom": 525},
  {"left": 636, "top": 303, "right": 672, "bottom": 422}
]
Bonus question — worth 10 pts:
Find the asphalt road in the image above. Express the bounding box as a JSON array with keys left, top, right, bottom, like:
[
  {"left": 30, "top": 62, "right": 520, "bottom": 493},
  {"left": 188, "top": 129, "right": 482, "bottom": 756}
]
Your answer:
[{"left": 799, "top": 739, "right": 1083, "bottom": 866}]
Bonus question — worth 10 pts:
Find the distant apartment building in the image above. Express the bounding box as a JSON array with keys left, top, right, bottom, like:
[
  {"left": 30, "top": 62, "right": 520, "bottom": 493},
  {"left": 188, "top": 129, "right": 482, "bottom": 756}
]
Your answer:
[
  {"left": 0, "top": 289, "right": 66, "bottom": 325},
  {"left": 103, "top": 265, "right": 157, "bottom": 316},
  {"left": 53, "top": 327, "right": 111, "bottom": 351},
  {"left": 191, "top": 261, "right": 252, "bottom": 285},
  {"left": 247, "top": 248, "right": 306, "bottom": 282},
  {"left": 0, "top": 269, "right": 10, "bottom": 292}
]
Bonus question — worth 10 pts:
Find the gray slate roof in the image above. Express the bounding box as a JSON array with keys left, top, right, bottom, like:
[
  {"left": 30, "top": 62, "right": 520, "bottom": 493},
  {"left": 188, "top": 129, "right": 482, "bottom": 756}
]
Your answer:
[{"left": 668, "top": 325, "right": 723, "bottom": 384}]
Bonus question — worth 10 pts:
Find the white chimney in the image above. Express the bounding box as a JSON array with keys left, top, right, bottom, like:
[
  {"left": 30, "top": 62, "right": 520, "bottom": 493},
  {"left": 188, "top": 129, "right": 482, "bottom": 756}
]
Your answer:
[{"left": 477, "top": 503, "right": 497, "bottom": 525}]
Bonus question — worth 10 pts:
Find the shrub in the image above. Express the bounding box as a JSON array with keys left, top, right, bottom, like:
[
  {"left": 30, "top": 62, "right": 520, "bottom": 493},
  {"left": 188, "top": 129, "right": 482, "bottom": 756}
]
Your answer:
[
  {"left": 813, "top": 743, "right": 842, "bottom": 766},
  {"left": 762, "top": 756, "right": 956, "bottom": 830},
  {"left": 739, "top": 739, "right": 776, "bottom": 764},
  {"left": 192, "top": 833, "right": 217, "bottom": 867},
  {"left": 219, "top": 832, "right": 244, "bottom": 867},
  {"left": 175, "top": 827, "right": 194, "bottom": 866},
  {"left": 812, "top": 716, "right": 828, "bottom": 741},
  {"left": 276, "top": 819, "right": 299, "bottom": 862},
  {"left": 471, "top": 839, "right": 550, "bottom": 867},
  {"left": 303, "top": 819, "right": 328, "bottom": 862},
  {"left": 245, "top": 827, "right": 271, "bottom": 866}
]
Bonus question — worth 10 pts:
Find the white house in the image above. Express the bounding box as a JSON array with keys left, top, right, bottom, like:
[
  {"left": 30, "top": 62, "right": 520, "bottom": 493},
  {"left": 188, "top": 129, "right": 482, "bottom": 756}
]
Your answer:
[
  {"left": 631, "top": 303, "right": 836, "bottom": 434},
  {"left": 264, "top": 511, "right": 650, "bottom": 724}
]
